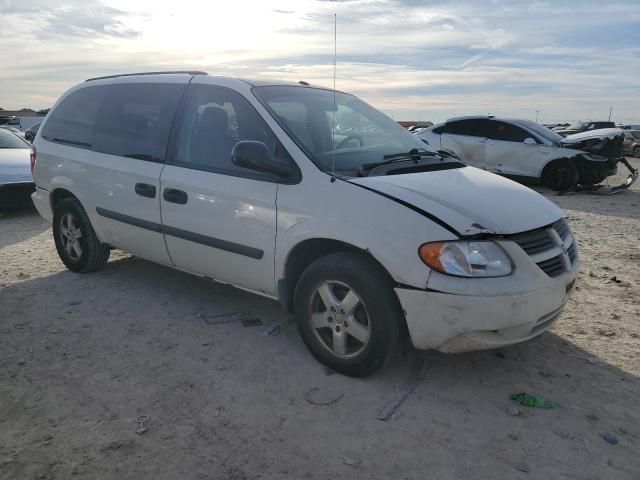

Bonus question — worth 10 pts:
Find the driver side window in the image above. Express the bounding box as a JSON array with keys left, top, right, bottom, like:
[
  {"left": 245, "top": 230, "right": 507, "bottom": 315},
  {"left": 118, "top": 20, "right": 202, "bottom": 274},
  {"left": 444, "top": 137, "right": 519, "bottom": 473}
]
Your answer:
[
  {"left": 172, "top": 85, "right": 291, "bottom": 177},
  {"left": 487, "top": 121, "right": 532, "bottom": 143}
]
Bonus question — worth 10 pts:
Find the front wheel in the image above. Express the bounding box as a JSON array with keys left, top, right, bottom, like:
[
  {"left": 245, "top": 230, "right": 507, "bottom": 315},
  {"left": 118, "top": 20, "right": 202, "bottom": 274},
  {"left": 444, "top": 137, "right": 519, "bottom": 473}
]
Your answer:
[
  {"left": 53, "top": 198, "right": 110, "bottom": 273},
  {"left": 294, "top": 252, "right": 403, "bottom": 377},
  {"left": 633, "top": 146, "right": 640, "bottom": 158},
  {"left": 542, "top": 159, "right": 579, "bottom": 191}
]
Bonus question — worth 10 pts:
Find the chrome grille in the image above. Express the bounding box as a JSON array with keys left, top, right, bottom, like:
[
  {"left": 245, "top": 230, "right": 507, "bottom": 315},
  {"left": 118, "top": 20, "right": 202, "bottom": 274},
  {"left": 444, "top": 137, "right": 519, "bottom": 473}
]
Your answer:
[
  {"left": 567, "top": 242, "right": 577, "bottom": 264},
  {"left": 537, "top": 254, "right": 566, "bottom": 277},
  {"left": 509, "top": 228, "right": 554, "bottom": 255},
  {"left": 508, "top": 218, "right": 577, "bottom": 278},
  {"left": 553, "top": 218, "right": 570, "bottom": 239}
]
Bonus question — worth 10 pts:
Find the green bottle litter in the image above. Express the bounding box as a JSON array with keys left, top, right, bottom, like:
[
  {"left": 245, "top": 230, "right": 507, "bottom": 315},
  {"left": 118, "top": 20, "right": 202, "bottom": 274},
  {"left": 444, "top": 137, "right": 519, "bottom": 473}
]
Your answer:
[{"left": 510, "top": 392, "right": 556, "bottom": 409}]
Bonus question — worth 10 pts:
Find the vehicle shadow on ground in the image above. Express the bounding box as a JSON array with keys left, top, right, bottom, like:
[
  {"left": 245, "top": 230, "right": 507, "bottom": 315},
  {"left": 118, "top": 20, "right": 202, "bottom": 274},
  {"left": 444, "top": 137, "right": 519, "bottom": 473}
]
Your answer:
[
  {"left": 1, "top": 255, "right": 639, "bottom": 479},
  {"left": 2, "top": 256, "right": 640, "bottom": 404},
  {"left": 0, "top": 205, "right": 48, "bottom": 249}
]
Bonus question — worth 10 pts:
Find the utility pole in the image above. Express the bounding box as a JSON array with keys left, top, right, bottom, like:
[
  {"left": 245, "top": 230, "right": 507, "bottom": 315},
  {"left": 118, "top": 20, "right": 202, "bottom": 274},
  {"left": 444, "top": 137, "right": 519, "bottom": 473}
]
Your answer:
[
  {"left": 608, "top": 106, "right": 613, "bottom": 121},
  {"left": 535, "top": 110, "right": 539, "bottom": 123}
]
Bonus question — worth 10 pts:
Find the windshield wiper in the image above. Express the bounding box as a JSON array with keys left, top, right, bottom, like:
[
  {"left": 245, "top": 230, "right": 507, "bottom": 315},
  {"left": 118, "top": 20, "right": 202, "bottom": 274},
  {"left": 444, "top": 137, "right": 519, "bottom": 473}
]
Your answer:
[{"left": 357, "top": 148, "right": 439, "bottom": 176}]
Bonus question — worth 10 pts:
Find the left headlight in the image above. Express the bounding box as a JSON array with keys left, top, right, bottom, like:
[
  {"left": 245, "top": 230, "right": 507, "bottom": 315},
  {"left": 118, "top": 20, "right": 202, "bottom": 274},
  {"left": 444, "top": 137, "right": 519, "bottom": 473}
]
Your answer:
[{"left": 418, "top": 240, "right": 513, "bottom": 278}]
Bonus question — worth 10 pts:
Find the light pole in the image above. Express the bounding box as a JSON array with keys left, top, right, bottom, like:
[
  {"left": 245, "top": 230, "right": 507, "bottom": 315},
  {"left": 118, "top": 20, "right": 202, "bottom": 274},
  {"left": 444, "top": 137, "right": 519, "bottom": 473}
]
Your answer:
[{"left": 535, "top": 110, "right": 539, "bottom": 123}]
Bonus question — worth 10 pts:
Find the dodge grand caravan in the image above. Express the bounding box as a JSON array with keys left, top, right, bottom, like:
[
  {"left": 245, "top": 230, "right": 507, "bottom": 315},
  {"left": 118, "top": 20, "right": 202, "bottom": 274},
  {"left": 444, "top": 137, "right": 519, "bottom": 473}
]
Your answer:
[{"left": 31, "top": 72, "right": 579, "bottom": 376}]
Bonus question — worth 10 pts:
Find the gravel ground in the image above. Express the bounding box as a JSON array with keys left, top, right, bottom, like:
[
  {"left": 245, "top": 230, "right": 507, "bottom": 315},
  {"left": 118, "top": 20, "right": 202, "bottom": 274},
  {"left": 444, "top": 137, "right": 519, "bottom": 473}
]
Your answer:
[{"left": 1, "top": 159, "right": 639, "bottom": 479}]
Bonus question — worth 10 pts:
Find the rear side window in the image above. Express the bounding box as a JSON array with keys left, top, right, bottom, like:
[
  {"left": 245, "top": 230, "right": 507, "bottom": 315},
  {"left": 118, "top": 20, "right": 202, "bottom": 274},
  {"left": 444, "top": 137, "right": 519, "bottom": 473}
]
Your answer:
[
  {"left": 41, "top": 86, "right": 107, "bottom": 147},
  {"left": 444, "top": 119, "right": 487, "bottom": 137},
  {"left": 487, "top": 121, "right": 533, "bottom": 143},
  {"left": 93, "top": 83, "right": 185, "bottom": 162}
]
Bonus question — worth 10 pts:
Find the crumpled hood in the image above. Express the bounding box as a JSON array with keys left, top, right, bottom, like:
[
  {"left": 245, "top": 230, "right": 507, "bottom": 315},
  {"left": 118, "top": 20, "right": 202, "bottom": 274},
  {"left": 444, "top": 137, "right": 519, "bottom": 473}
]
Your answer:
[
  {"left": 562, "top": 128, "right": 623, "bottom": 144},
  {"left": 560, "top": 128, "right": 624, "bottom": 158},
  {"left": 0, "top": 149, "right": 32, "bottom": 184},
  {"left": 349, "top": 166, "right": 563, "bottom": 236}
]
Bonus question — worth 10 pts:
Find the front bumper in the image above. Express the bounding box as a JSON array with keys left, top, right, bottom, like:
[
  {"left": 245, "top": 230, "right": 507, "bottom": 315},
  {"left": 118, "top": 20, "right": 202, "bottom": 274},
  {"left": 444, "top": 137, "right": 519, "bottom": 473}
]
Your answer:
[
  {"left": 396, "top": 281, "right": 574, "bottom": 352},
  {"left": 397, "top": 237, "right": 579, "bottom": 353}
]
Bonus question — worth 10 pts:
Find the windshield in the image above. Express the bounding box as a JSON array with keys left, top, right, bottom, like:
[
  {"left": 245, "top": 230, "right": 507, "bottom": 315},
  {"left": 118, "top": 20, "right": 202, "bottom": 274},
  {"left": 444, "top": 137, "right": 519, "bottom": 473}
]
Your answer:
[
  {"left": 252, "top": 86, "right": 437, "bottom": 175},
  {"left": 0, "top": 129, "right": 29, "bottom": 149},
  {"left": 515, "top": 119, "right": 563, "bottom": 143}
]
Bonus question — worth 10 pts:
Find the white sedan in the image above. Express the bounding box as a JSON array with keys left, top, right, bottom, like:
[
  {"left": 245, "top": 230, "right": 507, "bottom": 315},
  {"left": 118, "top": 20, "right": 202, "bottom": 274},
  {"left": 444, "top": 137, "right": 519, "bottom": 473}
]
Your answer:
[
  {"left": 0, "top": 129, "right": 34, "bottom": 207},
  {"left": 417, "top": 116, "right": 624, "bottom": 190}
]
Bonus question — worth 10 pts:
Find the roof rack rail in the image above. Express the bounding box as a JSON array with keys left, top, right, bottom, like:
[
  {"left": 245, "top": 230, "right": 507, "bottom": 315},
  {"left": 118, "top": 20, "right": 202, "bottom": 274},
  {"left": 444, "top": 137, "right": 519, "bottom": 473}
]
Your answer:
[{"left": 85, "top": 71, "right": 208, "bottom": 82}]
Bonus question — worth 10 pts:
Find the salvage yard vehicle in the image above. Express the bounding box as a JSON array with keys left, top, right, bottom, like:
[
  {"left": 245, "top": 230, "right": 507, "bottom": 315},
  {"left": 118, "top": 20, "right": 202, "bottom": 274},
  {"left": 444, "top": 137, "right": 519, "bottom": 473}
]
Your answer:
[
  {"left": 25, "top": 122, "right": 41, "bottom": 143},
  {"left": 0, "top": 128, "right": 35, "bottom": 208},
  {"left": 623, "top": 130, "right": 640, "bottom": 158},
  {"left": 553, "top": 120, "right": 615, "bottom": 136},
  {"left": 418, "top": 116, "right": 637, "bottom": 192},
  {"left": 32, "top": 72, "right": 579, "bottom": 376}
]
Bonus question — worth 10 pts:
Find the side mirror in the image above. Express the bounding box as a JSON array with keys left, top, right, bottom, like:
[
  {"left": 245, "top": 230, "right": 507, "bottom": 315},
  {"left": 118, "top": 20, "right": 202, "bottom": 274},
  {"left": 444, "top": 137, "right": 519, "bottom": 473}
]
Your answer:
[
  {"left": 523, "top": 137, "right": 537, "bottom": 145},
  {"left": 232, "top": 141, "right": 293, "bottom": 178}
]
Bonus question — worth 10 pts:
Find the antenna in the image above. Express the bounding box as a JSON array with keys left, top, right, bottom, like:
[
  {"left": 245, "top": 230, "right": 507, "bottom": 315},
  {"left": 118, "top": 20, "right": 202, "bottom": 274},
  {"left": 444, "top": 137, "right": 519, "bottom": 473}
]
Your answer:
[{"left": 330, "top": 13, "right": 337, "bottom": 183}]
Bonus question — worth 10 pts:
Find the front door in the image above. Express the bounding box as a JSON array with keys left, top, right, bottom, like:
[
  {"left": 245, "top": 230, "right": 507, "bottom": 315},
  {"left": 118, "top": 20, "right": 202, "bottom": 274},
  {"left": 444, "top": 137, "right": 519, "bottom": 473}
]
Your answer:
[
  {"left": 485, "top": 120, "right": 544, "bottom": 178},
  {"left": 160, "top": 83, "right": 290, "bottom": 296}
]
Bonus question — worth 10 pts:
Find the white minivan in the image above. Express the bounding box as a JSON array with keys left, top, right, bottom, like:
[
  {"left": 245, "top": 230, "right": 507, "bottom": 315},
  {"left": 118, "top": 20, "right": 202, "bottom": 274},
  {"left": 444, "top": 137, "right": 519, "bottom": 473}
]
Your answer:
[{"left": 31, "top": 72, "right": 578, "bottom": 376}]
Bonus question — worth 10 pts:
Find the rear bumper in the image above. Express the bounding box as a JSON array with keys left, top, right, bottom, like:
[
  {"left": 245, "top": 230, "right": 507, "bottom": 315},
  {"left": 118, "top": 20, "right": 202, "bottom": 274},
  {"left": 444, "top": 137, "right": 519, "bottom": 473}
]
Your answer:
[
  {"left": 31, "top": 186, "right": 52, "bottom": 222},
  {"left": 0, "top": 181, "right": 35, "bottom": 208},
  {"left": 396, "top": 275, "right": 576, "bottom": 353}
]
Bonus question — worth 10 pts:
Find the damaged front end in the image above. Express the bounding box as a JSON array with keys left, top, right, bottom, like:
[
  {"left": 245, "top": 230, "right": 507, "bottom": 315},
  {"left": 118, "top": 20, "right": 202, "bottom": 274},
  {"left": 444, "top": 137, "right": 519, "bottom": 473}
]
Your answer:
[{"left": 559, "top": 129, "right": 638, "bottom": 194}]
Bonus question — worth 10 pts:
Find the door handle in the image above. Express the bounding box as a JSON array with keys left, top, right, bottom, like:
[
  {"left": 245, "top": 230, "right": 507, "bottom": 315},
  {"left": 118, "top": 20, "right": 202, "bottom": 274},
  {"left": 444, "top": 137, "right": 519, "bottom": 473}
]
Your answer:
[
  {"left": 163, "top": 188, "right": 188, "bottom": 205},
  {"left": 135, "top": 183, "right": 156, "bottom": 198}
]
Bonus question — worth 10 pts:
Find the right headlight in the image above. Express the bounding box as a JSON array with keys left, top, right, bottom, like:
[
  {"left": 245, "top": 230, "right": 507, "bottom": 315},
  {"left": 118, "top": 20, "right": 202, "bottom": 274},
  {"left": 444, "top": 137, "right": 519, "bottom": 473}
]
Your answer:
[{"left": 418, "top": 240, "right": 513, "bottom": 277}]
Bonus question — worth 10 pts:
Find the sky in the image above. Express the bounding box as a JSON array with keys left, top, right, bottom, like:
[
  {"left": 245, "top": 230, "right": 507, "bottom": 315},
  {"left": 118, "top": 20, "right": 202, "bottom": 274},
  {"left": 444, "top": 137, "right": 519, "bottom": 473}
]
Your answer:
[{"left": 0, "top": 0, "right": 639, "bottom": 123}]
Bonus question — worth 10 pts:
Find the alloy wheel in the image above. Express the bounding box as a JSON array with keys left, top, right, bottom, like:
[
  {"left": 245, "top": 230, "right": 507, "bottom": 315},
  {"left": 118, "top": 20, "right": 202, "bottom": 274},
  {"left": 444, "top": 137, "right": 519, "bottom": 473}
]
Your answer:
[
  {"left": 59, "top": 213, "right": 83, "bottom": 260},
  {"left": 308, "top": 280, "right": 371, "bottom": 358}
]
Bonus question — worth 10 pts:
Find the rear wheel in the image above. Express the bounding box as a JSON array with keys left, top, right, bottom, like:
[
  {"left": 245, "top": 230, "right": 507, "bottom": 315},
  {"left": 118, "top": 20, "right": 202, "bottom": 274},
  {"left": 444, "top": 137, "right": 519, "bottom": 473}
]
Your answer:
[
  {"left": 53, "top": 198, "right": 110, "bottom": 272},
  {"left": 294, "top": 252, "right": 403, "bottom": 377},
  {"left": 633, "top": 146, "right": 640, "bottom": 158},
  {"left": 542, "top": 159, "right": 579, "bottom": 191}
]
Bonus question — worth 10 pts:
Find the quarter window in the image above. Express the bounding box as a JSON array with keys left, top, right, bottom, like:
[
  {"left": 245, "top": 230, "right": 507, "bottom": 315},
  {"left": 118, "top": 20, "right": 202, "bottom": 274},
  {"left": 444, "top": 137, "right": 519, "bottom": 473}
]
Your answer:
[
  {"left": 172, "top": 85, "right": 290, "bottom": 177},
  {"left": 41, "top": 86, "right": 107, "bottom": 147},
  {"left": 92, "top": 83, "right": 184, "bottom": 162}
]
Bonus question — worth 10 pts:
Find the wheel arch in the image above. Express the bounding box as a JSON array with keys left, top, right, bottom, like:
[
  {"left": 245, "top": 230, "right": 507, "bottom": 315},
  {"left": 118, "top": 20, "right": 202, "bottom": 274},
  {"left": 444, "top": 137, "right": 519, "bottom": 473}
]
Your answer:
[
  {"left": 50, "top": 187, "right": 80, "bottom": 213},
  {"left": 538, "top": 153, "right": 578, "bottom": 179},
  {"left": 278, "top": 238, "right": 397, "bottom": 313}
]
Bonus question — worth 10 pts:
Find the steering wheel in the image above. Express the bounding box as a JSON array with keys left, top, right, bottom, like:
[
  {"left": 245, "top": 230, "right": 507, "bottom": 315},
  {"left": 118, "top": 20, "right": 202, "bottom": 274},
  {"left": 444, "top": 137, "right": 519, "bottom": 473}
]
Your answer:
[{"left": 336, "top": 135, "right": 363, "bottom": 149}]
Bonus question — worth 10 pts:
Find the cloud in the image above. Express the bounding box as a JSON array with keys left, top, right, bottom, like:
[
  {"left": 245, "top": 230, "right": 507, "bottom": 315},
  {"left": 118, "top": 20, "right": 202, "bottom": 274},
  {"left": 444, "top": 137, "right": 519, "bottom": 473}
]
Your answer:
[{"left": 0, "top": 0, "right": 638, "bottom": 123}]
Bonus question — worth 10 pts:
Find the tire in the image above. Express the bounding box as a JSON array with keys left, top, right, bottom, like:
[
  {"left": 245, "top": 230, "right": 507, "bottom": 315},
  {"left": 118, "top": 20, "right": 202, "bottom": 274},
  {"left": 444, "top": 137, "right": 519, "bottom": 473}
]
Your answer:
[
  {"left": 542, "top": 159, "right": 579, "bottom": 191},
  {"left": 293, "top": 252, "right": 403, "bottom": 377},
  {"left": 634, "top": 146, "right": 640, "bottom": 158},
  {"left": 53, "top": 198, "right": 110, "bottom": 273}
]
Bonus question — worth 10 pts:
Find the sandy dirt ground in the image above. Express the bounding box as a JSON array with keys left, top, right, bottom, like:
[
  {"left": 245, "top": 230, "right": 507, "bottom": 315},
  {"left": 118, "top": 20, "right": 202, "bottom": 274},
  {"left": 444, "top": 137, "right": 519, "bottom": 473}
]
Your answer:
[{"left": 1, "top": 159, "right": 639, "bottom": 479}]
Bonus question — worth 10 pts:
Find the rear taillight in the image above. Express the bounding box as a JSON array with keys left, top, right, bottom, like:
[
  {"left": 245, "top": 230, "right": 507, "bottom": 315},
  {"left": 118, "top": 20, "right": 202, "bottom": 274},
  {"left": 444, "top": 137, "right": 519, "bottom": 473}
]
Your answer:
[{"left": 30, "top": 146, "right": 37, "bottom": 175}]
